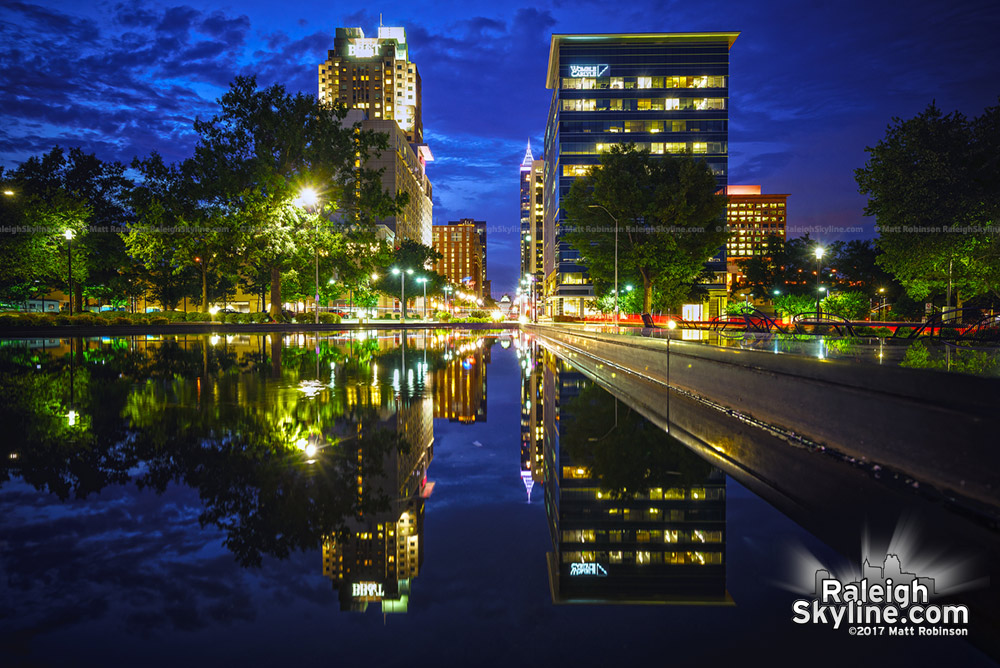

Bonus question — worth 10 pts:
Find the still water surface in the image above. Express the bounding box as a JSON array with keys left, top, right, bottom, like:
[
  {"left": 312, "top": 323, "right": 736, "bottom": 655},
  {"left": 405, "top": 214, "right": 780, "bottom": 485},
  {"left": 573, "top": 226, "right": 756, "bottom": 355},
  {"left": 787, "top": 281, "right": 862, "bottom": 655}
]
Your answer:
[{"left": 0, "top": 331, "right": 994, "bottom": 666}]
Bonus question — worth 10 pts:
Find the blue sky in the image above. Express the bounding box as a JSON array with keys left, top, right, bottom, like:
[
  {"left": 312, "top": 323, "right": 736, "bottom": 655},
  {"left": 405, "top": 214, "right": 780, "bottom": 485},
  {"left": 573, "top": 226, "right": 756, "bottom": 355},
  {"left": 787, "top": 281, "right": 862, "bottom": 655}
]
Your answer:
[{"left": 1, "top": 0, "right": 998, "bottom": 294}]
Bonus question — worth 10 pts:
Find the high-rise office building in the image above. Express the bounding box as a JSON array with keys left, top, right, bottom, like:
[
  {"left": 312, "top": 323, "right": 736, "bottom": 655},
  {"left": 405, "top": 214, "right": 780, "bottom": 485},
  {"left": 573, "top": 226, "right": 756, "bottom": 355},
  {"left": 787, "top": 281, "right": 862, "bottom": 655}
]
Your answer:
[
  {"left": 724, "top": 185, "right": 788, "bottom": 288},
  {"left": 319, "top": 26, "right": 423, "bottom": 143},
  {"left": 432, "top": 221, "right": 485, "bottom": 300},
  {"left": 319, "top": 27, "right": 434, "bottom": 246},
  {"left": 543, "top": 32, "right": 738, "bottom": 318},
  {"left": 519, "top": 141, "right": 545, "bottom": 288}
]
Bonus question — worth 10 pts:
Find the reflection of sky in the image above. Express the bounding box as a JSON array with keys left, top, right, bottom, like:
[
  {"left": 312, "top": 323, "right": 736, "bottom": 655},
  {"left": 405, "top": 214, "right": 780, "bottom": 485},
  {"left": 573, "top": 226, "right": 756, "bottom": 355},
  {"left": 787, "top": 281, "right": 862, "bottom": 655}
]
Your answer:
[{"left": 0, "top": 343, "right": 994, "bottom": 666}]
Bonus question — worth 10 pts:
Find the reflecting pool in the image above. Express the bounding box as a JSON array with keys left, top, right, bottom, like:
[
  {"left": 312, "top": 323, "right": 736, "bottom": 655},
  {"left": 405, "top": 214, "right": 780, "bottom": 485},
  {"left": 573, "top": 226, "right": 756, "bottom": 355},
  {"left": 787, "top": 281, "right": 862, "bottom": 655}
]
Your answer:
[{"left": 0, "top": 332, "right": 995, "bottom": 666}]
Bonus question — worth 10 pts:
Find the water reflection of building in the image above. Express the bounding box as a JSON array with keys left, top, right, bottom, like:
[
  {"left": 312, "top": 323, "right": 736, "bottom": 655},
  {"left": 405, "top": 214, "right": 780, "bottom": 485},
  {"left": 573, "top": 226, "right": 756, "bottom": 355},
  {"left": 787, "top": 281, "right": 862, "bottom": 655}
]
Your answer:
[
  {"left": 432, "top": 338, "right": 489, "bottom": 424},
  {"left": 322, "top": 336, "right": 435, "bottom": 613},
  {"left": 541, "top": 349, "right": 731, "bottom": 605},
  {"left": 518, "top": 334, "right": 544, "bottom": 500}
]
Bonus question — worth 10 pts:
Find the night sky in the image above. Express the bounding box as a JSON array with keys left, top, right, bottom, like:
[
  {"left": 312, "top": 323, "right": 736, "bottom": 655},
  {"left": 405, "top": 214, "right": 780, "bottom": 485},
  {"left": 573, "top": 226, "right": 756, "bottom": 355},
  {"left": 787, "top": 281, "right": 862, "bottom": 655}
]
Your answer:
[{"left": 2, "top": 0, "right": 998, "bottom": 295}]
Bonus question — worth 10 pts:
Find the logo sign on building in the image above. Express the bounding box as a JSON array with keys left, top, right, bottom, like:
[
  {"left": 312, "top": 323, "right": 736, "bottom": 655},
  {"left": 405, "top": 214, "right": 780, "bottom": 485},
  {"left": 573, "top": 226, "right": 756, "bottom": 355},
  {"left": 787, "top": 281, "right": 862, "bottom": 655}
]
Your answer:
[
  {"left": 570, "top": 562, "right": 608, "bottom": 577},
  {"left": 569, "top": 64, "right": 609, "bottom": 77},
  {"left": 351, "top": 582, "right": 385, "bottom": 598},
  {"left": 348, "top": 39, "right": 380, "bottom": 58}
]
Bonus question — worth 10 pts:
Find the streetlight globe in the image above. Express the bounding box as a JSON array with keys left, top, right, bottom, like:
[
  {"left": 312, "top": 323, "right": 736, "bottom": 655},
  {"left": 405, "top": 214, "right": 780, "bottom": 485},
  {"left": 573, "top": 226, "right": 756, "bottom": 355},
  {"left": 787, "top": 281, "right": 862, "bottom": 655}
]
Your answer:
[
  {"left": 666, "top": 320, "right": 678, "bottom": 330},
  {"left": 814, "top": 246, "right": 825, "bottom": 259},
  {"left": 3, "top": 190, "right": 14, "bottom": 196},
  {"left": 371, "top": 272, "right": 379, "bottom": 280},
  {"left": 406, "top": 269, "right": 414, "bottom": 275},
  {"left": 64, "top": 229, "right": 74, "bottom": 240},
  {"left": 391, "top": 268, "right": 400, "bottom": 275},
  {"left": 297, "top": 187, "right": 319, "bottom": 207}
]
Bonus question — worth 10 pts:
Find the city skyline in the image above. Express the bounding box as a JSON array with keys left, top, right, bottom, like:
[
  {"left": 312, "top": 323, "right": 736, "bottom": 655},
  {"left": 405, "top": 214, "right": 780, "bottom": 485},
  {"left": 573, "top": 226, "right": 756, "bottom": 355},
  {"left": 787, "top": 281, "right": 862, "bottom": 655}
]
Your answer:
[{"left": 1, "top": 0, "right": 998, "bottom": 294}]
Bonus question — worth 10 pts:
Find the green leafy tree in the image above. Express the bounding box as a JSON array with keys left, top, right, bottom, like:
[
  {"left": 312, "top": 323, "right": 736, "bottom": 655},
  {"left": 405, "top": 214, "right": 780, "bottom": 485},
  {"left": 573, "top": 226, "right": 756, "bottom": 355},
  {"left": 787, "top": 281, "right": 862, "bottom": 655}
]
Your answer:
[
  {"left": 821, "top": 291, "right": 869, "bottom": 320},
  {"left": 562, "top": 144, "right": 728, "bottom": 313},
  {"left": 188, "top": 76, "right": 405, "bottom": 320},
  {"left": 855, "top": 101, "right": 1000, "bottom": 305},
  {"left": 772, "top": 293, "right": 816, "bottom": 317}
]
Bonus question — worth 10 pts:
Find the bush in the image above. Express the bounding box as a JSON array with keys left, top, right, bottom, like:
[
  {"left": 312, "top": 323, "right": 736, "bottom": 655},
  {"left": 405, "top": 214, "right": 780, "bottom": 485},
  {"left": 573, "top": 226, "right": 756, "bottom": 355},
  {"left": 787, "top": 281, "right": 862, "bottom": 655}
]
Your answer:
[
  {"left": 435, "top": 311, "right": 452, "bottom": 321},
  {"left": 150, "top": 317, "right": 169, "bottom": 326},
  {"left": 188, "top": 311, "right": 212, "bottom": 322},
  {"left": 112, "top": 317, "right": 131, "bottom": 326},
  {"left": 469, "top": 309, "right": 488, "bottom": 319},
  {"left": 318, "top": 313, "right": 341, "bottom": 324},
  {"left": 0, "top": 314, "right": 17, "bottom": 326},
  {"left": 251, "top": 312, "right": 269, "bottom": 323},
  {"left": 73, "top": 314, "right": 97, "bottom": 326},
  {"left": 55, "top": 315, "right": 72, "bottom": 326}
]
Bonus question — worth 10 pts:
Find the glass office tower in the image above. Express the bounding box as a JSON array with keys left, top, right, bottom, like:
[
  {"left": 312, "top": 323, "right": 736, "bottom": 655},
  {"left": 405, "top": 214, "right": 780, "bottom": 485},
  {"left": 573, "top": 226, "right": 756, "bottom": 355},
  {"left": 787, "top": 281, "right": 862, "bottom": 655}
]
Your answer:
[{"left": 543, "top": 33, "right": 739, "bottom": 318}]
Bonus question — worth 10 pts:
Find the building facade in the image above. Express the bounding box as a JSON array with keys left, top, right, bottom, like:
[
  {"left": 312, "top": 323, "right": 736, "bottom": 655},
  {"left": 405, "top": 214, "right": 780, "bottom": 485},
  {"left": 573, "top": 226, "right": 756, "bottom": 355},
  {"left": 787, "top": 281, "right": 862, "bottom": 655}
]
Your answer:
[
  {"left": 319, "top": 26, "right": 423, "bottom": 143},
  {"left": 431, "top": 221, "right": 485, "bottom": 299},
  {"left": 519, "top": 141, "right": 545, "bottom": 290},
  {"left": 543, "top": 33, "right": 738, "bottom": 318},
  {"left": 724, "top": 185, "right": 788, "bottom": 289},
  {"left": 361, "top": 118, "right": 434, "bottom": 245}
]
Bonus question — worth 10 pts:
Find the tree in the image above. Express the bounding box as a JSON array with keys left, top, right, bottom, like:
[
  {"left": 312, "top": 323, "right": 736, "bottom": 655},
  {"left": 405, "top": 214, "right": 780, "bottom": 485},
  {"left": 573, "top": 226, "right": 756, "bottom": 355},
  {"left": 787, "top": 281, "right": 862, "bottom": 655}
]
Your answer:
[
  {"left": 373, "top": 240, "right": 446, "bottom": 315},
  {"left": 562, "top": 144, "right": 728, "bottom": 313},
  {"left": 2, "top": 147, "right": 130, "bottom": 311},
  {"left": 821, "top": 291, "right": 869, "bottom": 320},
  {"left": 187, "top": 76, "right": 405, "bottom": 320},
  {"left": 855, "top": 101, "right": 1000, "bottom": 305}
]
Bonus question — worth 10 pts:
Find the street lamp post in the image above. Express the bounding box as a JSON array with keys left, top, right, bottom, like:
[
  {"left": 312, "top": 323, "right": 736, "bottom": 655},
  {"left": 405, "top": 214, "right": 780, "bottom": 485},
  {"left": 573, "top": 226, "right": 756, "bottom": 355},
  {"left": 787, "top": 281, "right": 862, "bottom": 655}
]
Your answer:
[
  {"left": 588, "top": 204, "right": 619, "bottom": 327},
  {"left": 417, "top": 277, "right": 428, "bottom": 319},
  {"left": 295, "top": 188, "right": 321, "bottom": 324},
  {"left": 64, "top": 229, "right": 75, "bottom": 315},
  {"left": 391, "top": 267, "right": 414, "bottom": 319},
  {"left": 814, "top": 245, "right": 825, "bottom": 317},
  {"left": 443, "top": 285, "right": 453, "bottom": 313}
]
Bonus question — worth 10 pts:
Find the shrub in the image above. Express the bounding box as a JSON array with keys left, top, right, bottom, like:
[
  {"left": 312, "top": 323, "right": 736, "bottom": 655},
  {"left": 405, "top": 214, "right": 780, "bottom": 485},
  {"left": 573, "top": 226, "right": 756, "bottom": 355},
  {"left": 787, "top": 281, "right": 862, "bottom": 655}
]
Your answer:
[
  {"left": 435, "top": 311, "right": 452, "bottom": 321},
  {"left": 188, "top": 311, "right": 212, "bottom": 322},
  {"left": 112, "top": 317, "right": 131, "bottom": 326},
  {"left": 250, "top": 312, "right": 269, "bottom": 323},
  {"left": 55, "top": 315, "right": 73, "bottom": 326},
  {"left": 318, "top": 313, "right": 341, "bottom": 324},
  {"left": 73, "top": 314, "right": 97, "bottom": 327},
  {"left": 150, "top": 317, "right": 169, "bottom": 326},
  {"left": 0, "top": 314, "right": 17, "bottom": 326},
  {"left": 552, "top": 315, "right": 577, "bottom": 323},
  {"left": 469, "top": 309, "right": 488, "bottom": 319}
]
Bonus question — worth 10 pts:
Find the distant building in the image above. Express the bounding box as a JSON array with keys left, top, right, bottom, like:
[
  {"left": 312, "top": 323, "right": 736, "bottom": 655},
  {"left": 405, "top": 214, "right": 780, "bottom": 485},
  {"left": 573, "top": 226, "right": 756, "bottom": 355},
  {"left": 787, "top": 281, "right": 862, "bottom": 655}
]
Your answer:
[
  {"left": 447, "top": 218, "right": 488, "bottom": 297},
  {"left": 723, "top": 185, "right": 788, "bottom": 289},
  {"left": 432, "top": 342, "right": 489, "bottom": 424},
  {"left": 519, "top": 141, "right": 545, "bottom": 289},
  {"left": 432, "top": 221, "right": 485, "bottom": 300}
]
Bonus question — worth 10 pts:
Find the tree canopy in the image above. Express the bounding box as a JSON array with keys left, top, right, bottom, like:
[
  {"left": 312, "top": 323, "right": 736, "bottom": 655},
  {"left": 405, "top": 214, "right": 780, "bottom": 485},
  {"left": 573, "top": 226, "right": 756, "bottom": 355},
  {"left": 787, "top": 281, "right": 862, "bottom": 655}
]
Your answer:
[
  {"left": 855, "top": 101, "right": 1000, "bottom": 304},
  {"left": 561, "top": 144, "right": 727, "bottom": 312}
]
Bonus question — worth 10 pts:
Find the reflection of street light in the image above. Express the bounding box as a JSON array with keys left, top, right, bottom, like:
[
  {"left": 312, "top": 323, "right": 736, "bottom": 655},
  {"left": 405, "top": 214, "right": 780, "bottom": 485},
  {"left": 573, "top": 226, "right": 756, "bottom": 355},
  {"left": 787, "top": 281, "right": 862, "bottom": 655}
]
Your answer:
[
  {"left": 814, "top": 245, "right": 825, "bottom": 317},
  {"left": 589, "top": 204, "right": 620, "bottom": 327},
  {"left": 417, "top": 277, "right": 428, "bottom": 319},
  {"left": 64, "top": 229, "right": 75, "bottom": 315},
  {"left": 391, "top": 267, "right": 414, "bottom": 319}
]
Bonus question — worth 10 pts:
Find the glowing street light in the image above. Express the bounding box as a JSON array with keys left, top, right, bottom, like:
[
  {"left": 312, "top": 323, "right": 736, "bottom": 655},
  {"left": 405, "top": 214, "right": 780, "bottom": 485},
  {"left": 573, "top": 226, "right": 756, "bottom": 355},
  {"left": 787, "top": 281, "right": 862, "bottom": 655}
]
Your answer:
[
  {"left": 391, "top": 267, "right": 414, "bottom": 319},
  {"left": 64, "top": 229, "right": 75, "bottom": 315},
  {"left": 814, "top": 245, "right": 825, "bottom": 317},
  {"left": 416, "top": 277, "right": 428, "bottom": 319}
]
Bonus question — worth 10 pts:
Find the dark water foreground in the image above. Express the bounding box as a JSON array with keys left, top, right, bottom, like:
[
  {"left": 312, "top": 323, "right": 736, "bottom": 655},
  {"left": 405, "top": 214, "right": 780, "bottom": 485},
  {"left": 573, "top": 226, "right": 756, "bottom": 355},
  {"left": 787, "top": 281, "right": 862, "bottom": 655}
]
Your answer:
[{"left": 0, "top": 332, "right": 995, "bottom": 667}]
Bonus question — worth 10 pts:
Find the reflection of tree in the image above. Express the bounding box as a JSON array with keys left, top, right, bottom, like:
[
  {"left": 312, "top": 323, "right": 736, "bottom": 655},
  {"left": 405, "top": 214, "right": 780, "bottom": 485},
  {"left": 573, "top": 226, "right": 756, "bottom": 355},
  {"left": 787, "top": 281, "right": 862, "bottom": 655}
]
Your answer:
[
  {"left": 0, "top": 336, "right": 422, "bottom": 568},
  {"left": 562, "top": 384, "right": 712, "bottom": 498}
]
